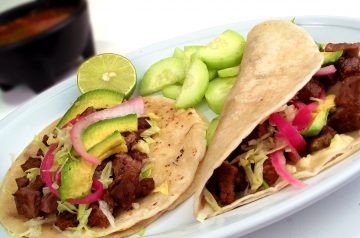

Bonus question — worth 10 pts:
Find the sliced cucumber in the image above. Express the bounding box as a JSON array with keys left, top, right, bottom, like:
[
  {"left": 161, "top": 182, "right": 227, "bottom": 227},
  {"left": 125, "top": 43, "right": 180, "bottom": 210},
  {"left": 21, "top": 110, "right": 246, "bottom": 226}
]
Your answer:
[
  {"left": 206, "top": 117, "right": 219, "bottom": 145},
  {"left": 205, "top": 77, "right": 236, "bottom": 114},
  {"left": 184, "top": 45, "right": 204, "bottom": 71},
  {"left": 140, "top": 57, "right": 185, "bottom": 95},
  {"left": 173, "top": 47, "right": 185, "bottom": 59},
  {"left": 218, "top": 66, "right": 239, "bottom": 78},
  {"left": 176, "top": 59, "right": 209, "bottom": 108},
  {"left": 162, "top": 84, "right": 182, "bottom": 100},
  {"left": 208, "top": 69, "right": 217, "bottom": 81},
  {"left": 197, "top": 30, "right": 246, "bottom": 69}
]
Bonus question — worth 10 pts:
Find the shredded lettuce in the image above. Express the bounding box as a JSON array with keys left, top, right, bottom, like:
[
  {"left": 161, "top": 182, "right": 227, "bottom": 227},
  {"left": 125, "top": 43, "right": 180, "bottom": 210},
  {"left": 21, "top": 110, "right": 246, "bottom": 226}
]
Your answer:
[
  {"left": 143, "top": 136, "right": 155, "bottom": 145},
  {"left": 57, "top": 201, "right": 77, "bottom": 214},
  {"left": 77, "top": 204, "right": 92, "bottom": 229},
  {"left": 132, "top": 140, "right": 150, "bottom": 154},
  {"left": 141, "top": 119, "right": 160, "bottom": 138},
  {"left": 138, "top": 227, "right": 145, "bottom": 237},
  {"left": 153, "top": 181, "right": 168, "bottom": 195},
  {"left": 10, "top": 217, "right": 45, "bottom": 238},
  {"left": 139, "top": 162, "right": 154, "bottom": 180},
  {"left": 99, "top": 162, "right": 113, "bottom": 189},
  {"left": 34, "top": 135, "right": 48, "bottom": 154},
  {"left": 203, "top": 188, "right": 221, "bottom": 212},
  {"left": 99, "top": 200, "right": 115, "bottom": 227},
  {"left": 25, "top": 168, "right": 40, "bottom": 183}
]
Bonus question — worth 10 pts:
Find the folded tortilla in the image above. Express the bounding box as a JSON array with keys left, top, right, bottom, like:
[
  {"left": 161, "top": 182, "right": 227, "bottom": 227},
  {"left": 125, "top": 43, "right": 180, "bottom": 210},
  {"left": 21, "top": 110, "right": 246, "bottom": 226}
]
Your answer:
[
  {"left": 0, "top": 96, "right": 207, "bottom": 237},
  {"left": 194, "top": 20, "right": 360, "bottom": 219}
]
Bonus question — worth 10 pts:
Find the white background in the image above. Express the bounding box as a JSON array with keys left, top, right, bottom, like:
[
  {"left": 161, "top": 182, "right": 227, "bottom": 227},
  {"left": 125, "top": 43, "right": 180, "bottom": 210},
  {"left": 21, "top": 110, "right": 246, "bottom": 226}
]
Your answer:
[{"left": 1, "top": 1, "right": 360, "bottom": 237}]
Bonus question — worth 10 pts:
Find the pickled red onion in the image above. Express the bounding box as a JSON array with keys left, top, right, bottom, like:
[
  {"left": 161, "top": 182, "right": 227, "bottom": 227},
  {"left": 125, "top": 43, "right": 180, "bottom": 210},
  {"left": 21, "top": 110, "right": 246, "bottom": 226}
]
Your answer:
[
  {"left": 314, "top": 65, "right": 336, "bottom": 77},
  {"left": 292, "top": 102, "right": 318, "bottom": 131},
  {"left": 70, "top": 96, "right": 144, "bottom": 165},
  {"left": 270, "top": 150, "right": 305, "bottom": 188},
  {"left": 40, "top": 144, "right": 59, "bottom": 197},
  {"left": 269, "top": 113, "right": 306, "bottom": 153},
  {"left": 67, "top": 179, "right": 104, "bottom": 204},
  {"left": 275, "top": 133, "right": 301, "bottom": 163}
]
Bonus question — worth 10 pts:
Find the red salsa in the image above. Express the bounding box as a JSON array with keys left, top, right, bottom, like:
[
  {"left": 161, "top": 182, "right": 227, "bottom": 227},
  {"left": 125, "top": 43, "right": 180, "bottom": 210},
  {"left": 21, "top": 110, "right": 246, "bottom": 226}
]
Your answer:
[{"left": 0, "top": 7, "right": 74, "bottom": 46}]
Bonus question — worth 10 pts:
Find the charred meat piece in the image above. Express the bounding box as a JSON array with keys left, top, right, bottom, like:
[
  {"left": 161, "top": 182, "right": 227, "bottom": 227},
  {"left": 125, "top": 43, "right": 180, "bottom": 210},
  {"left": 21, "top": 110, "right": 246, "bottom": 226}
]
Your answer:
[
  {"left": 325, "top": 42, "right": 360, "bottom": 52},
  {"left": 88, "top": 204, "right": 110, "bottom": 228},
  {"left": 122, "top": 131, "right": 140, "bottom": 149},
  {"left": 335, "top": 75, "right": 360, "bottom": 111},
  {"left": 307, "top": 126, "right": 337, "bottom": 153},
  {"left": 262, "top": 158, "right": 279, "bottom": 186},
  {"left": 337, "top": 57, "right": 360, "bottom": 79},
  {"left": 42, "top": 134, "right": 49, "bottom": 147},
  {"left": 136, "top": 178, "right": 155, "bottom": 197},
  {"left": 101, "top": 190, "right": 117, "bottom": 211},
  {"left": 55, "top": 212, "right": 79, "bottom": 230},
  {"left": 20, "top": 157, "right": 41, "bottom": 172},
  {"left": 94, "top": 158, "right": 112, "bottom": 179},
  {"left": 296, "top": 79, "right": 324, "bottom": 103},
  {"left": 40, "top": 193, "right": 58, "bottom": 214},
  {"left": 138, "top": 117, "right": 151, "bottom": 130},
  {"left": 112, "top": 153, "right": 142, "bottom": 181},
  {"left": 206, "top": 163, "right": 244, "bottom": 205},
  {"left": 129, "top": 149, "right": 148, "bottom": 161},
  {"left": 13, "top": 187, "right": 41, "bottom": 219},
  {"left": 15, "top": 176, "right": 29, "bottom": 189},
  {"left": 28, "top": 175, "right": 45, "bottom": 191},
  {"left": 110, "top": 175, "right": 138, "bottom": 210},
  {"left": 329, "top": 107, "right": 360, "bottom": 133}
]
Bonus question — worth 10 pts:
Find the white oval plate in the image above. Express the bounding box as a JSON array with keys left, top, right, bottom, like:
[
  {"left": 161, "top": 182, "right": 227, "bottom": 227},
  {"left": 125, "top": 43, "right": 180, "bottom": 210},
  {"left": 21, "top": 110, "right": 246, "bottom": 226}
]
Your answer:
[{"left": 1, "top": 16, "right": 360, "bottom": 238}]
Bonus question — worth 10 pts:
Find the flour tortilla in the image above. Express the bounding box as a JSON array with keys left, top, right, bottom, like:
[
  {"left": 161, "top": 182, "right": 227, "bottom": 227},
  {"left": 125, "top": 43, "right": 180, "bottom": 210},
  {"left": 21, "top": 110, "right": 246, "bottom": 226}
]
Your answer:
[
  {"left": 0, "top": 96, "right": 207, "bottom": 237},
  {"left": 193, "top": 19, "right": 352, "bottom": 219}
]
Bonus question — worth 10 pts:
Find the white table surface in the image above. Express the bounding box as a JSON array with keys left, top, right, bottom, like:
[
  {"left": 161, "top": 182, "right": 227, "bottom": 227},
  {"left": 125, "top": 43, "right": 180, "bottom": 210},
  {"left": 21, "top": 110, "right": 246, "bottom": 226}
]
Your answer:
[{"left": 1, "top": 1, "right": 360, "bottom": 237}]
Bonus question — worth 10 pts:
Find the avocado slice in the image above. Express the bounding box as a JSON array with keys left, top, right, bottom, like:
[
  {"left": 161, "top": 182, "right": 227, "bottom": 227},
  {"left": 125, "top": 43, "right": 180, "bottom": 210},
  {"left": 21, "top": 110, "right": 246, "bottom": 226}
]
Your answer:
[
  {"left": 82, "top": 114, "right": 138, "bottom": 150},
  {"left": 302, "top": 95, "right": 336, "bottom": 137},
  {"left": 59, "top": 131, "right": 128, "bottom": 200},
  {"left": 322, "top": 51, "right": 343, "bottom": 66},
  {"left": 56, "top": 89, "right": 124, "bottom": 128}
]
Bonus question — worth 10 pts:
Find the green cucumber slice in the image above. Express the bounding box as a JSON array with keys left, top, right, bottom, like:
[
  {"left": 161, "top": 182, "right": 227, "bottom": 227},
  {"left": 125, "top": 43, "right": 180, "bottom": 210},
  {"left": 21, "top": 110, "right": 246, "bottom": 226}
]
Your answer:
[
  {"left": 173, "top": 48, "right": 185, "bottom": 59},
  {"left": 140, "top": 57, "right": 185, "bottom": 95},
  {"left": 197, "top": 30, "right": 246, "bottom": 69},
  {"left": 175, "top": 59, "right": 209, "bottom": 108},
  {"left": 206, "top": 117, "right": 219, "bottom": 145},
  {"left": 218, "top": 66, "right": 239, "bottom": 78},
  {"left": 184, "top": 45, "right": 204, "bottom": 72},
  {"left": 208, "top": 69, "right": 217, "bottom": 81},
  {"left": 162, "top": 84, "right": 182, "bottom": 100},
  {"left": 205, "top": 77, "right": 236, "bottom": 114}
]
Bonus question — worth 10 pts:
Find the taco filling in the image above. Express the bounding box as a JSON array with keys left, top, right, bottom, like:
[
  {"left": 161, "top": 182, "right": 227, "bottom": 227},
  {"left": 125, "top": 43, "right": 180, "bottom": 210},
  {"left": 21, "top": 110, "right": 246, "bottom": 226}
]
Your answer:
[{"left": 205, "top": 43, "right": 360, "bottom": 207}]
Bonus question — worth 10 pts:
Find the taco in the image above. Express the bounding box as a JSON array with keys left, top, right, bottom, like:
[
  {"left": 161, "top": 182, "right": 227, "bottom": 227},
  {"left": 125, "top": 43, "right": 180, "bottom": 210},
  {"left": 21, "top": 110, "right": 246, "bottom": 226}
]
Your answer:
[
  {"left": 194, "top": 20, "right": 360, "bottom": 219},
  {"left": 0, "top": 93, "right": 207, "bottom": 237}
]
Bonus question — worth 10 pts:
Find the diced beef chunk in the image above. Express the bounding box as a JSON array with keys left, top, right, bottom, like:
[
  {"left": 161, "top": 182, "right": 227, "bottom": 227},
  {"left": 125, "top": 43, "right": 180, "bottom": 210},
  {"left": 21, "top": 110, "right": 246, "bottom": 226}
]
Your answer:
[
  {"left": 307, "top": 126, "right": 337, "bottom": 153},
  {"left": 335, "top": 75, "right": 360, "bottom": 111},
  {"left": 88, "top": 204, "right": 110, "bottom": 228},
  {"left": 337, "top": 57, "right": 360, "bottom": 79},
  {"left": 55, "top": 212, "right": 79, "bottom": 230},
  {"left": 42, "top": 134, "right": 49, "bottom": 147},
  {"left": 21, "top": 157, "right": 41, "bottom": 172},
  {"left": 101, "top": 190, "right": 117, "bottom": 211},
  {"left": 13, "top": 187, "right": 41, "bottom": 219},
  {"left": 296, "top": 79, "right": 324, "bottom": 103},
  {"left": 138, "top": 117, "right": 151, "bottom": 130},
  {"left": 110, "top": 175, "right": 138, "bottom": 210},
  {"left": 28, "top": 175, "right": 45, "bottom": 191},
  {"left": 112, "top": 153, "right": 141, "bottom": 181},
  {"left": 136, "top": 178, "right": 155, "bottom": 197},
  {"left": 129, "top": 149, "right": 148, "bottom": 161},
  {"left": 262, "top": 158, "right": 279, "bottom": 186},
  {"left": 80, "top": 106, "right": 97, "bottom": 117},
  {"left": 329, "top": 107, "right": 360, "bottom": 133},
  {"left": 40, "top": 193, "right": 58, "bottom": 214},
  {"left": 122, "top": 132, "right": 140, "bottom": 149},
  {"left": 94, "top": 158, "right": 111, "bottom": 179},
  {"left": 325, "top": 42, "right": 360, "bottom": 52},
  {"left": 15, "top": 176, "right": 29, "bottom": 189},
  {"left": 206, "top": 163, "right": 245, "bottom": 205}
]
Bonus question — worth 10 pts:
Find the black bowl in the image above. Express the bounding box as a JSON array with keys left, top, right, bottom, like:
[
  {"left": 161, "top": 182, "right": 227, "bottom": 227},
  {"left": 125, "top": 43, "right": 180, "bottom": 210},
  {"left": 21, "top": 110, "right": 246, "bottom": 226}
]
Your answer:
[{"left": 0, "top": 0, "right": 95, "bottom": 92}]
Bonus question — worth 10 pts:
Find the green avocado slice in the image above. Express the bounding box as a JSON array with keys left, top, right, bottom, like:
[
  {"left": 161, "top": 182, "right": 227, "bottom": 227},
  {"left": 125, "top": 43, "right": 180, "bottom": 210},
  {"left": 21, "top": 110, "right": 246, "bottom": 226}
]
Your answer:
[
  {"left": 59, "top": 131, "right": 128, "bottom": 200},
  {"left": 56, "top": 89, "right": 124, "bottom": 128},
  {"left": 322, "top": 51, "right": 343, "bottom": 66}
]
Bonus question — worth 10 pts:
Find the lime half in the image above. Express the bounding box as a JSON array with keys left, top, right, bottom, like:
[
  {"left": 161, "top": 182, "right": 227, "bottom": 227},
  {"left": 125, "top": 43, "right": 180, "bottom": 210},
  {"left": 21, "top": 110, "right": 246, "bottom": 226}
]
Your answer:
[{"left": 77, "top": 53, "right": 137, "bottom": 98}]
